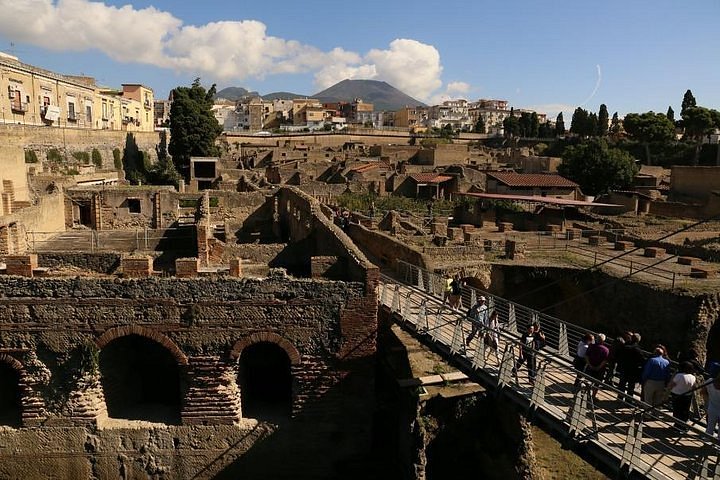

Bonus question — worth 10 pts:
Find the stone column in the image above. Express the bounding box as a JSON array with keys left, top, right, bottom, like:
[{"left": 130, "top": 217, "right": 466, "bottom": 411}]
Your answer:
[{"left": 181, "top": 356, "right": 241, "bottom": 425}]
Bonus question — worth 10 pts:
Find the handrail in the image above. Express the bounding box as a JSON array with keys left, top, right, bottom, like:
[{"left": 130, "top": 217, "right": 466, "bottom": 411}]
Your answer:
[{"left": 379, "top": 271, "right": 720, "bottom": 479}]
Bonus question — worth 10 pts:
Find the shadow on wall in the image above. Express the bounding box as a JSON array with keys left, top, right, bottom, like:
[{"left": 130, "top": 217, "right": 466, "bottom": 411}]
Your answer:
[{"left": 0, "top": 363, "right": 21, "bottom": 427}]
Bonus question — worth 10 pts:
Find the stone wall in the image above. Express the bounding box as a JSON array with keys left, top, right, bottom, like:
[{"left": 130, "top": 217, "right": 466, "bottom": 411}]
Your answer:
[
  {"left": 37, "top": 252, "right": 121, "bottom": 274},
  {"left": 346, "top": 222, "right": 429, "bottom": 270}
]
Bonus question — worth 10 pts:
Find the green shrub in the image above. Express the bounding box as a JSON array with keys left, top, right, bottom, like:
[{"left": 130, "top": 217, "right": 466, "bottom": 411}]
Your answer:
[
  {"left": 179, "top": 198, "right": 199, "bottom": 208},
  {"left": 142, "top": 151, "right": 152, "bottom": 171},
  {"left": 209, "top": 197, "right": 219, "bottom": 208},
  {"left": 66, "top": 168, "right": 79, "bottom": 176},
  {"left": 91, "top": 148, "right": 102, "bottom": 167},
  {"left": 47, "top": 148, "right": 63, "bottom": 163},
  {"left": 72, "top": 151, "right": 90, "bottom": 164},
  {"left": 112, "top": 148, "right": 121, "bottom": 169},
  {"left": 24, "top": 150, "right": 38, "bottom": 163}
]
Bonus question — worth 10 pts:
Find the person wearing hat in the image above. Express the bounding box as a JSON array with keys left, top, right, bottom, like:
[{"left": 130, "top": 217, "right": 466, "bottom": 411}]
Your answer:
[{"left": 464, "top": 296, "right": 488, "bottom": 347}]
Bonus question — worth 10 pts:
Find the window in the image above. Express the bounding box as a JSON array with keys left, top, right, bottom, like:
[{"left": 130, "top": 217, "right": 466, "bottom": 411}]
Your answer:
[
  {"left": 86, "top": 105, "right": 92, "bottom": 124},
  {"left": 127, "top": 199, "right": 141, "bottom": 213},
  {"left": 68, "top": 102, "right": 76, "bottom": 120}
]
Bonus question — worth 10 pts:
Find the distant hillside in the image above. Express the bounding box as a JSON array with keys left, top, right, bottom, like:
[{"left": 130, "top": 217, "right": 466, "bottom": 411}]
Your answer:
[
  {"left": 215, "top": 86, "right": 259, "bottom": 101},
  {"left": 262, "top": 91, "right": 307, "bottom": 101},
  {"left": 312, "top": 79, "right": 426, "bottom": 111}
]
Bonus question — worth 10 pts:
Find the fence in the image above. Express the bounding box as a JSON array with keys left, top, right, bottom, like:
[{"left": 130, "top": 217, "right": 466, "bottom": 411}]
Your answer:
[{"left": 28, "top": 227, "right": 197, "bottom": 253}]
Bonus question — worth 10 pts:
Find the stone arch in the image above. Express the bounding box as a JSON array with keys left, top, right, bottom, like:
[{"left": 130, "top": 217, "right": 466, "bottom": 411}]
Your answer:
[
  {"left": 0, "top": 353, "right": 23, "bottom": 372},
  {"left": 95, "top": 325, "right": 188, "bottom": 365},
  {"left": 230, "top": 332, "right": 301, "bottom": 365}
]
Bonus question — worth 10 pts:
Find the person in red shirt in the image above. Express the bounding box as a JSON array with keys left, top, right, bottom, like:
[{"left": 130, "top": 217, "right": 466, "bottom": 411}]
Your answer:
[{"left": 585, "top": 333, "right": 610, "bottom": 399}]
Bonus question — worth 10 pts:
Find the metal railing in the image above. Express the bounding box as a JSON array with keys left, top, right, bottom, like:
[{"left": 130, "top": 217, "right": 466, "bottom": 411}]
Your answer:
[
  {"left": 27, "top": 227, "right": 196, "bottom": 253},
  {"left": 379, "top": 269, "right": 720, "bottom": 479}
]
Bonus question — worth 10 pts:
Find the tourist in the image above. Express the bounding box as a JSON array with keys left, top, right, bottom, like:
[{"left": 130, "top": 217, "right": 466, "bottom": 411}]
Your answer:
[
  {"left": 484, "top": 310, "right": 500, "bottom": 363},
  {"left": 641, "top": 347, "right": 672, "bottom": 406},
  {"left": 701, "top": 376, "right": 720, "bottom": 438},
  {"left": 442, "top": 273, "right": 453, "bottom": 305},
  {"left": 368, "top": 200, "right": 375, "bottom": 219},
  {"left": 603, "top": 334, "right": 627, "bottom": 386},
  {"left": 448, "top": 274, "right": 463, "bottom": 311},
  {"left": 677, "top": 348, "right": 706, "bottom": 378},
  {"left": 617, "top": 333, "right": 644, "bottom": 398},
  {"left": 464, "top": 296, "right": 488, "bottom": 347},
  {"left": 573, "top": 333, "right": 594, "bottom": 388},
  {"left": 514, "top": 323, "right": 545, "bottom": 385},
  {"left": 668, "top": 361, "right": 696, "bottom": 428},
  {"left": 585, "top": 333, "right": 610, "bottom": 399}
]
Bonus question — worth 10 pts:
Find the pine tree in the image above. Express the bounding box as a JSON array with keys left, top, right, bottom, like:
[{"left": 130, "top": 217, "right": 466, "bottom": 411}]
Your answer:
[
  {"left": 610, "top": 112, "right": 621, "bottom": 135},
  {"left": 666, "top": 106, "right": 675, "bottom": 123},
  {"left": 555, "top": 112, "right": 566, "bottom": 136},
  {"left": 681, "top": 89, "right": 696, "bottom": 115},
  {"left": 473, "top": 116, "right": 485, "bottom": 134},
  {"left": 598, "top": 104, "right": 609, "bottom": 136},
  {"left": 570, "top": 107, "right": 589, "bottom": 136}
]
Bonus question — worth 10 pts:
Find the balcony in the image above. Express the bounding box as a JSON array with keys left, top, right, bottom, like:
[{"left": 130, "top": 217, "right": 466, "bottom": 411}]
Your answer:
[
  {"left": 10, "top": 102, "right": 28, "bottom": 113},
  {"left": 144, "top": 100, "right": 152, "bottom": 109},
  {"left": 67, "top": 112, "right": 77, "bottom": 122}
]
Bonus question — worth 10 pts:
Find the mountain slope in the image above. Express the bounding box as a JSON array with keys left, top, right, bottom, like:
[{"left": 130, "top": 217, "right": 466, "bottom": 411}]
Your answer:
[
  {"left": 312, "top": 79, "right": 425, "bottom": 111},
  {"left": 262, "top": 91, "right": 308, "bottom": 101},
  {"left": 215, "top": 86, "right": 259, "bottom": 101}
]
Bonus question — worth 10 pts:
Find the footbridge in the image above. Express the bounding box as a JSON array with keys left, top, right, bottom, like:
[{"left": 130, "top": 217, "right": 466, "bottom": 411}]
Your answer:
[{"left": 378, "top": 260, "right": 720, "bottom": 480}]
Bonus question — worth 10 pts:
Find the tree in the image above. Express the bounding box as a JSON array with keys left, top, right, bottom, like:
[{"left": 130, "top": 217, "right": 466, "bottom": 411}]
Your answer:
[
  {"left": 587, "top": 112, "right": 599, "bottom": 136},
  {"left": 558, "top": 138, "right": 639, "bottom": 196},
  {"left": 570, "top": 107, "right": 591, "bottom": 136},
  {"left": 473, "top": 116, "right": 485, "bottom": 134},
  {"left": 168, "top": 78, "right": 223, "bottom": 179},
  {"left": 622, "top": 112, "right": 675, "bottom": 165},
  {"left": 682, "top": 106, "right": 719, "bottom": 165},
  {"left": 519, "top": 112, "right": 532, "bottom": 137},
  {"left": 598, "top": 104, "right": 609, "bottom": 136},
  {"left": 610, "top": 112, "right": 621, "bottom": 135},
  {"left": 681, "top": 89, "right": 696, "bottom": 115},
  {"left": 530, "top": 112, "right": 540, "bottom": 138},
  {"left": 555, "top": 112, "right": 566, "bottom": 136},
  {"left": 666, "top": 106, "right": 675, "bottom": 123},
  {"left": 503, "top": 109, "right": 520, "bottom": 137}
]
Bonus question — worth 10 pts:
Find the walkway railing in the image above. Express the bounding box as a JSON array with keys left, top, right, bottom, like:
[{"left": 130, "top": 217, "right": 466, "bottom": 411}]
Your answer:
[{"left": 381, "top": 264, "right": 720, "bottom": 479}]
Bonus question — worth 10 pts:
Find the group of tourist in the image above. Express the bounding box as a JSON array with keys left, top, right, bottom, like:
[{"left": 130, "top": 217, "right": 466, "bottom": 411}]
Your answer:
[
  {"left": 573, "top": 331, "right": 720, "bottom": 437},
  {"left": 459, "top": 296, "right": 720, "bottom": 438}
]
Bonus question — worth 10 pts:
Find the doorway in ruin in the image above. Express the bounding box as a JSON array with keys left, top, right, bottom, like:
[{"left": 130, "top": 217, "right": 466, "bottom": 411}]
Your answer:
[
  {"left": 238, "top": 342, "right": 292, "bottom": 420},
  {"left": 77, "top": 200, "right": 93, "bottom": 227},
  {"left": 0, "top": 362, "right": 22, "bottom": 427},
  {"left": 99, "top": 334, "right": 182, "bottom": 424}
]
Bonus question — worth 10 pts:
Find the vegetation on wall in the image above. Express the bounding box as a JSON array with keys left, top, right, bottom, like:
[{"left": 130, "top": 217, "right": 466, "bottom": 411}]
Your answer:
[
  {"left": 71, "top": 151, "right": 90, "bottom": 164},
  {"left": 46, "top": 148, "right": 63, "bottom": 163},
  {"left": 91, "top": 148, "right": 102, "bottom": 168},
  {"left": 24, "top": 149, "right": 38, "bottom": 163},
  {"left": 112, "top": 148, "right": 122, "bottom": 170}
]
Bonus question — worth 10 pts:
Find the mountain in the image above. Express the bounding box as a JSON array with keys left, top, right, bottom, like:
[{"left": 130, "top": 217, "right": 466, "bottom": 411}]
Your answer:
[
  {"left": 262, "top": 91, "right": 308, "bottom": 101},
  {"left": 312, "top": 79, "right": 426, "bottom": 111},
  {"left": 215, "top": 86, "right": 259, "bottom": 101}
]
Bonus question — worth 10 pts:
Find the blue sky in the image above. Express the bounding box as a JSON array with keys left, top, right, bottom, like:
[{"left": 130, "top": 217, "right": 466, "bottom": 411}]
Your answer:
[{"left": 0, "top": 0, "right": 718, "bottom": 119}]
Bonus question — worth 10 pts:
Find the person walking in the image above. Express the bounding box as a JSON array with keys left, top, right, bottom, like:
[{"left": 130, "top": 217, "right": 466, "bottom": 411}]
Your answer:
[
  {"left": 448, "top": 274, "right": 463, "bottom": 311},
  {"left": 641, "top": 347, "right": 672, "bottom": 406},
  {"left": 702, "top": 376, "right": 720, "bottom": 438},
  {"left": 668, "top": 361, "right": 696, "bottom": 429},
  {"left": 464, "top": 296, "right": 488, "bottom": 347},
  {"left": 585, "top": 333, "right": 610, "bottom": 399},
  {"left": 484, "top": 310, "right": 500, "bottom": 363},
  {"left": 514, "top": 323, "right": 544, "bottom": 384},
  {"left": 617, "top": 333, "right": 644, "bottom": 398},
  {"left": 573, "top": 333, "right": 594, "bottom": 388}
]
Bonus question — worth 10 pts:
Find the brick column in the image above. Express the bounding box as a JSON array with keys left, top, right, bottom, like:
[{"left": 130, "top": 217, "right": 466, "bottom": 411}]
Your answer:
[
  {"left": 182, "top": 356, "right": 241, "bottom": 425},
  {"left": 229, "top": 258, "right": 243, "bottom": 277},
  {"left": 175, "top": 257, "right": 199, "bottom": 278},
  {"left": 5, "top": 254, "right": 38, "bottom": 277},
  {"left": 122, "top": 255, "right": 153, "bottom": 278}
]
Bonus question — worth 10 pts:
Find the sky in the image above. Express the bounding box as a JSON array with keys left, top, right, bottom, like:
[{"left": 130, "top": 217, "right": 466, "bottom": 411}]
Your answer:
[{"left": 0, "top": 0, "right": 718, "bottom": 119}]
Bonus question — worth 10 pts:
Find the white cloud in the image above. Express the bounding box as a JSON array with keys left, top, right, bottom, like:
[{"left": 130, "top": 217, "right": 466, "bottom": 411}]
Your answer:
[
  {"left": 0, "top": 0, "right": 466, "bottom": 102},
  {"left": 427, "top": 81, "right": 472, "bottom": 105},
  {"left": 524, "top": 103, "right": 577, "bottom": 119}
]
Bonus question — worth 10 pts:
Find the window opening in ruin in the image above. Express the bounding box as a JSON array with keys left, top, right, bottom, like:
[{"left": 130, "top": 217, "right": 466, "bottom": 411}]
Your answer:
[
  {"left": 99, "top": 334, "right": 182, "bottom": 424},
  {"left": 193, "top": 161, "right": 216, "bottom": 179},
  {"left": 127, "top": 198, "right": 141, "bottom": 214},
  {"left": 239, "top": 342, "right": 292, "bottom": 420},
  {"left": 0, "top": 363, "right": 21, "bottom": 427}
]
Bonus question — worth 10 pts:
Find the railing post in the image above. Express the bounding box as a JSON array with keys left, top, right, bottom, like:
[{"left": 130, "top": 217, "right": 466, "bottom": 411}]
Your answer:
[
  {"left": 620, "top": 414, "right": 644, "bottom": 475},
  {"left": 498, "top": 344, "right": 514, "bottom": 387},
  {"left": 566, "top": 383, "right": 590, "bottom": 438},
  {"left": 530, "top": 363, "right": 547, "bottom": 409},
  {"left": 469, "top": 288, "right": 476, "bottom": 309},
  {"left": 392, "top": 285, "right": 401, "bottom": 313},
  {"left": 450, "top": 317, "right": 464, "bottom": 355},
  {"left": 417, "top": 268, "right": 425, "bottom": 290},
  {"left": 507, "top": 304, "right": 517, "bottom": 334},
  {"left": 472, "top": 334, "right": 486, "bottom": 370},
  {"left": 381, "top": 281, "right": 389, "bottom": 306},
  {"left": 558, "top": 322, "right": 569, "bottom": 358},
  {"left": 418, "top": 300, "right": 428, "bottom": 333},
  {"left": 402, "top": 292, "right": 412, "bottom": 319}
]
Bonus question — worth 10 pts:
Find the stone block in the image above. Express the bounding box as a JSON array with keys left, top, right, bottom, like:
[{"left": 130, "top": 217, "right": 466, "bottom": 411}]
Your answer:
[
  {"left": 5, "top": 254, "right": 38, "bottom": 277},
  {"left": 460, "top": 224, "right": 475, "bottom": 234},
  {"left": 545, "top": 224, "right": 562, "bottom": 233},
  {"left": 498, "top": 222, "right": 513, "bottom": 233},
  {"left": 122, "top": 255, "right": 153, "bottom": 278},
  {"left": 690, "top": 267, "right": 717, "bottom": 279},
  {"left": 229, "top": 258, "right": 243, "bottom": 277},
  {"left": 678, "top": 256, "right": 699, "bottom": 266},
  {"left": 430, "top": 222, "right": 447, "bottom": 237},
  {"left": 311, "top": 256, "right": 343, "bottom": 279},
  {"left": 432, "top": 236, "right": 447, "bottom": 247},
  {"left": 588, "top": 235, "right": 604, "bottom": 246},
  {"left": 505, "top": 239, "right": 526, "bottom": 260},
  {"left": 176, "top": 257, "right": 199, "bottom": 278},
  {"left": 614, "top": 241, "right": 634, "bottom": 251},
  {"left": 463, "top": 231, "right": 483, "bottom": 245},
  {"left": 644, "top": 247, "right": 666, "bottom": 258},
  {"left": 447, "top": 227, "right": 463, "bottom": 241}
]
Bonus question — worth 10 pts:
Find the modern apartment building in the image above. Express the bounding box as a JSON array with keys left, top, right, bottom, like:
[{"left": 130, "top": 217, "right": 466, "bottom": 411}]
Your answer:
[{"left": 0, "top": 51, "right": 154, "bottom": 132}]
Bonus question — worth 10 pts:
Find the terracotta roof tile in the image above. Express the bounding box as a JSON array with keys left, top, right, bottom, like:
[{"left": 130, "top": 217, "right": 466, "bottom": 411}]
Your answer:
[
  {"left": 409, "top": 173, "right": 453, "bottom": 183},
  {"left": 487, "top": 172, "right": 578, "bottom": 188}
]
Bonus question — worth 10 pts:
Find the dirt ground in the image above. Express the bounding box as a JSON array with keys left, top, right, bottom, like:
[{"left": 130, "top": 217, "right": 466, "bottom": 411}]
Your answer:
[{"left": 531, "top": 426, "right": 609, "bottom": 480}]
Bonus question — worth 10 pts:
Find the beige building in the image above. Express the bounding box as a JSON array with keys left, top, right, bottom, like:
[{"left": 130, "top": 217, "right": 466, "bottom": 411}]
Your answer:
[
  {"left": 0, "top": 51, "right": 154, "bottom": 132},
  {"left": 292, "top": 99, "right": 325, "bottom": 127},
  {"left": 394, "top": 106, "right": 428, "bottom": 129}
]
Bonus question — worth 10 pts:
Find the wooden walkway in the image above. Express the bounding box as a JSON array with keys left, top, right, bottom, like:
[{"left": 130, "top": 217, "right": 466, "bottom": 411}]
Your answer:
[{"left": 379, "top": 269, "right": 720, "bottom": 480}]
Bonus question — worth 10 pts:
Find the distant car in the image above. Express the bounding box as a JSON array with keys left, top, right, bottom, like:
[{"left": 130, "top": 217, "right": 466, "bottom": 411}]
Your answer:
[{"left": 253, "top": 131, "right": 272, "bottom": 136}]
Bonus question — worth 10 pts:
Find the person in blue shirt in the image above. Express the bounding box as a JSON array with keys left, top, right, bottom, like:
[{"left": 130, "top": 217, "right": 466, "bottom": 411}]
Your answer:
[{"left": 641, "top": 347, "right": 671, "bottom": 406}]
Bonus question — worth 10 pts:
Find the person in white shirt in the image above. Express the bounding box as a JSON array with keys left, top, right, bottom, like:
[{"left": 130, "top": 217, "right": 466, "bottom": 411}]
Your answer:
[{"left": 667, "top": 361, "right": 696, "bottom": 427}]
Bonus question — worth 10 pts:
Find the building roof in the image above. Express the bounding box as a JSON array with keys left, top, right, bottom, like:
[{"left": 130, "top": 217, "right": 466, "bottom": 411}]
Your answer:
[
  {"left": 458, "top": 192, "right": 620, "bottom": 207},
  {"left": 409, "top": 173, "right": 453, "bottom": 184},
  {"left": 487, "top": 172, "right": 578, "bottom": 188}
]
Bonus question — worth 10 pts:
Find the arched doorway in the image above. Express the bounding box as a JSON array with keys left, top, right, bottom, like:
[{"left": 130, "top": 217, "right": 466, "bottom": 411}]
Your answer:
[
  {"left": 238, "top": 342, "right": 292, "bottom": 420},
  {"left": 99, "top": 334, "right": 182, "bottom": 424},
  {"left": 0, "top": 362, "right": 21, "bottom": 427}
]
